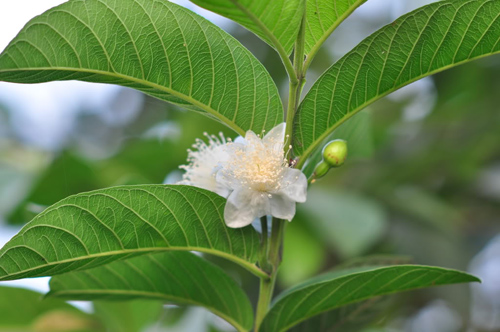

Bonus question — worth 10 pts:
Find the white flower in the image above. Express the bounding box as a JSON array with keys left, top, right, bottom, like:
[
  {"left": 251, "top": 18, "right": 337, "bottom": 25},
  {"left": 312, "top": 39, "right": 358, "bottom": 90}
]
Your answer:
[
  {"left": 178, "top": 132, "right": 231, "bottom": 197},
  {"left": 216, "top": 123, "right": 307, "bottom": 228}
]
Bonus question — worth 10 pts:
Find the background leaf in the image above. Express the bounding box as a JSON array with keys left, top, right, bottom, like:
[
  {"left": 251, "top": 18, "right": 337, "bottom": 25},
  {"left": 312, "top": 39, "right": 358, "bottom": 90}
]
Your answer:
[
  {"left": 92, "top": 300, "right": 164, "bottom": 332},
  {"left": 260, "top": 265, "right": 480, "bottom": 332},
  {"left": 301, "top": 111, "right": 374, "bottom": 178},
  {"left": 299, "top": 189, "right": 387, "bottom": 259},
  {"left": 190, "top": 0, "right": 304, "bottom": 55},
  {"left": 279, "top": 216, "right": 325, "bottom": 288},
  {"left": 294, "top": 0, "right": 500, "bottom": 161},
  {"left": 0, "top": 185, "right": 263, "bottom": 281},
  {"left": 0, "top": 286, "right": 101, "bottom": 332},
  {"left": 49, "top": 251, "right": 254, "bottom": 332},
  {"left": 0, "top": 0, "right": 283, "bottom": 135}
]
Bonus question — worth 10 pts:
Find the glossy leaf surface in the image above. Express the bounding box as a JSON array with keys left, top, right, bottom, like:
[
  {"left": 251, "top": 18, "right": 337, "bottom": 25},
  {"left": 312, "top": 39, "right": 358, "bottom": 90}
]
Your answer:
[
  {"left": 0, "top": 0, "right": 283, "bottom": 135},
  {"left": 191, "top": 0, "right": 304, "bottom": 55},
  {"left": 304, "top": 0, "right": 367, "bottom": 58},
  {"left": 294, "top": 0, "right": 500, "bottom": 161},
  {"left": 0, "top": 185, "right": 262, "bottom": 281}
]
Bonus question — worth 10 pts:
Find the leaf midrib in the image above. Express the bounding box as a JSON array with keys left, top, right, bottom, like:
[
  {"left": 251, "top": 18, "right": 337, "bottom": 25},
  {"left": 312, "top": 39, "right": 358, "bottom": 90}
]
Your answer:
[{"left": 0, "top": 66, "right": 246, "bottom": 136}]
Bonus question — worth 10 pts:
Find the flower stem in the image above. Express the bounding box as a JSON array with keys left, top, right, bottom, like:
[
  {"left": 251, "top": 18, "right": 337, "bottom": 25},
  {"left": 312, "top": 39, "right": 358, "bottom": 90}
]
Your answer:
[
  {"left": 254, "top": 6, "right": 307, "bottom": 331},
  {"left": 255, "top": 218, "right": 285, "bottom": 331},
  {"left": 255, "top": 271, "right": 276, "bottom": 331}
]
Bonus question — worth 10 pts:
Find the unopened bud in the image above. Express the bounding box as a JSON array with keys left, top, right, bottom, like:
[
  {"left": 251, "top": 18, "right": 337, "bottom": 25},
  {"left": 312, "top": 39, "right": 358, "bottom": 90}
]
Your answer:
[
  {"left": 322, "top": 139, "right": 348, "bottom": 167},
  {"left": 313, "top": 160, "right": 330, "bottom": 178}
]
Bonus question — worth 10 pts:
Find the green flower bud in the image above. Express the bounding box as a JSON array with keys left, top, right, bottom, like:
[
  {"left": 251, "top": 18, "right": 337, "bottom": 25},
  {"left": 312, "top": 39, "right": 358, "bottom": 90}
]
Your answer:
[
  {"left": 322, "top": 139, "right": 348, "bottom": 167},
  {"left": 313, "top": 160, "right": 330, "bottom": 178}
]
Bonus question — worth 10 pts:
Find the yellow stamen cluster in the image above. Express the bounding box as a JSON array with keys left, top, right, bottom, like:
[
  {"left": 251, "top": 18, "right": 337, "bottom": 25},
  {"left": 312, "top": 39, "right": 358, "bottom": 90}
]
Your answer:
[{"left": 223, "top": 134, "right": 292, "bottom": 196}]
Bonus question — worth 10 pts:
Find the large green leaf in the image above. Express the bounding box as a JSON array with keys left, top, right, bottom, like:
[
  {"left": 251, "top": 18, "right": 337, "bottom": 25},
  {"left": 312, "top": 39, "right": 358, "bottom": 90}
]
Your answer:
[
  {"left": 294, "top": 0, "right": 500, "bottom": 162},
  {"left": 304, "top": 0, "right": 367, "bottom": 60},
  {"left": 190, "top": 0, "right": 304, "bottom": 55},
  {"left": 49, "top": 251, "right": 254, "bottom": 332},
  {"left": 259, "top": 265, "right": 479, "bottom": 332},
  {"left": 0, "top": 185, "right": 263, "bottom": 281},
  {"left": 0, "top": 0, "right": 283, "bottom": 135}
]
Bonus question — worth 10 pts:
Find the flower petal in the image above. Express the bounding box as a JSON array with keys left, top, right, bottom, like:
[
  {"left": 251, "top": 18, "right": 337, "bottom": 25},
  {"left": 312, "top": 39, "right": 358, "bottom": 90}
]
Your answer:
[
  {"left": 224, "top": 189, "right": 269, "bottom": 228},
  {"left": 263, "top": 122, "right": 286, "bottom": 144},
  {"left": 245, "top": 129, "right": 261, "bottom": 143},
  {"left": 279, "top": 168, "right": 308, "bottom": 203},
  {"left": 270, "top": 194, "right": 296, "bottom": 221},
  {"left": 234, "top": 135, "right": 246, "bottom": 144},
  {"left": 224, "top": 201, "right": 259, "bottom": 228}
]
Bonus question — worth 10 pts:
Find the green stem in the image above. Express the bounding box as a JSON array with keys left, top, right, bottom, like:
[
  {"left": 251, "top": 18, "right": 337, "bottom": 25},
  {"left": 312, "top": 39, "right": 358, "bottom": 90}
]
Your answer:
[
  {"left": 285, "top": 13, "right": 307, "bottom": 150},
  {"left": 255, "top": 218, "right": 285, "bottom": 331},
  {"left": 255, "top": 272, "right": 276, "bottom": 331},
  {"left": 258, "top": 217, "right": 272, "bottom": 273},
  {"left": 269, "top": 218, "right": 285, "bottom": 266}
]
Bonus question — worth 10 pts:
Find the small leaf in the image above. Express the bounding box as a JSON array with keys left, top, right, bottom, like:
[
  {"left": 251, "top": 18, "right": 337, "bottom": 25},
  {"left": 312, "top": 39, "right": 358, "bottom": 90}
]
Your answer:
[
  {"left": 0, "top": 0, "right": 283, "bottom": 135},
  {"left": 49, "top": 251, "right": 253, "bottom": 332},
  {"left": 0, "top": 185, "right": 263, "bottom": 281},
  {"left": 304, "top": 0, "right": 367, "bottom": 58},
  {"left": 260, "top": 265, "right": 480, "bottom": 332},
  {"left": 191, "top": 0, "right": 304, "bottom": 55},
  {"left": 294, "top": 0, "right": 500, "bottom": 161}
]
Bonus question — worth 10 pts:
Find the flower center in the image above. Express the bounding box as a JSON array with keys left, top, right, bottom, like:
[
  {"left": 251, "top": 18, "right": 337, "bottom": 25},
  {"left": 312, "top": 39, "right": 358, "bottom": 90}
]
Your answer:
[{"left": 228, "top": 135, "right": 289, "bottom": 193}]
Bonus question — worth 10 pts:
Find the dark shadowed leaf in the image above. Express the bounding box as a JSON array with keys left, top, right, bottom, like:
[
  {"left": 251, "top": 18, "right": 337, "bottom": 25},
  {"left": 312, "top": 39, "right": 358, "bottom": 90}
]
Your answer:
[{"left": 49, "top": 251, "right": 253, "bottom": 332}]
